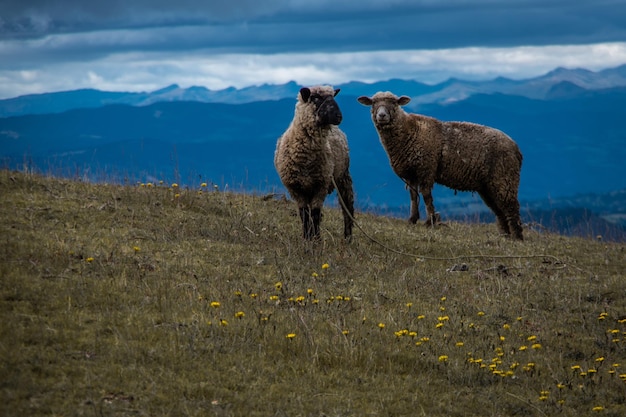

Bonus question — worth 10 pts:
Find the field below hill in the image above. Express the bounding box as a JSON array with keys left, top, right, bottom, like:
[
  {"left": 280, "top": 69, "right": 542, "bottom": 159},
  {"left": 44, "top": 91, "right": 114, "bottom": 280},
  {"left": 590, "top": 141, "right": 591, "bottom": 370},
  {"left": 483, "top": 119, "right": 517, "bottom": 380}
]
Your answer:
[{"left": 1, "top": 169, "right": 625, "bottom": 416}]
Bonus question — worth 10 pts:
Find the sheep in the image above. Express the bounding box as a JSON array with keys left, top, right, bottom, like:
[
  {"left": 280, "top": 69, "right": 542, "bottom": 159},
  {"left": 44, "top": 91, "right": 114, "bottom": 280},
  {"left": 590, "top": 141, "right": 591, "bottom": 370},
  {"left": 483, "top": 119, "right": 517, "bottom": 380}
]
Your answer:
[
  {"left": 274, "top": 85, "right": 354, "bottom": 241},
  {"left": 358, "top": 91, "right": 524, "bottom": 240}
]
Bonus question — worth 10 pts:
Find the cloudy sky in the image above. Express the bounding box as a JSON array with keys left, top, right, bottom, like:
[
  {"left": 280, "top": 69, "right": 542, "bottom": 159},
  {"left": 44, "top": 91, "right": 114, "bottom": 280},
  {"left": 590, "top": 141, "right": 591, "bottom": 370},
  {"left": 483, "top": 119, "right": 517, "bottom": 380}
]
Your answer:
[{"left": 1, "top": 0, "right": 626, "bottom": 99}]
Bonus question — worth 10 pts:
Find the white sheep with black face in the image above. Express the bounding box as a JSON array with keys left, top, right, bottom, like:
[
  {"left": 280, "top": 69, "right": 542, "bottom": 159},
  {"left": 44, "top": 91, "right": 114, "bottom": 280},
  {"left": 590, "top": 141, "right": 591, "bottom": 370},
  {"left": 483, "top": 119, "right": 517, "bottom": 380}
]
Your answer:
[
  {"left": 275, "top": 86, "right": 354, "bottom": 241},
  {"left": 358, "top": 91, "right": 523, "bottom": 240}
]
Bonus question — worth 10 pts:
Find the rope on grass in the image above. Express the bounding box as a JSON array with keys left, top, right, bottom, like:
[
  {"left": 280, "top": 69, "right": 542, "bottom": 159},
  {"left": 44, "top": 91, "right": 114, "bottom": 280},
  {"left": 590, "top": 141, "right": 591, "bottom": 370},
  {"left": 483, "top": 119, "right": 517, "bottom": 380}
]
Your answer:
[{"left": 331, "top": 178, "right": 564, "bottom": 266}]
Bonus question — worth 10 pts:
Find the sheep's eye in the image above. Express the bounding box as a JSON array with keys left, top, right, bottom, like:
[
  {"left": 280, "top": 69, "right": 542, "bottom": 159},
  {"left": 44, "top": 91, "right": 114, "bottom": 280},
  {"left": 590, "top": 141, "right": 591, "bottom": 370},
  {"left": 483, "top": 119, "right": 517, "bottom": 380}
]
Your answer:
[{"left": 310, "top": 95, "right": 323, "bottom": 104}]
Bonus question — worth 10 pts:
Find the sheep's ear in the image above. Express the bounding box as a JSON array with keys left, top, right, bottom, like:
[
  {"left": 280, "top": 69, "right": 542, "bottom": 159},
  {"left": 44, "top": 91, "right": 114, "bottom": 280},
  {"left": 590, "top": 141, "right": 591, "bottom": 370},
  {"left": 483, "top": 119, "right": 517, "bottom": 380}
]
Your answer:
[
  {"left": 299, "top": 87, "right": 311, "bottom": 103},
  {"left": 334, "top": 88, "right": 341, "bottom": 97},
  {"left": 397, "top": 96, "right": 411, "bottom": 106},
  {"left": 357, "top": 96, "right": 373, "bottom": 106}
]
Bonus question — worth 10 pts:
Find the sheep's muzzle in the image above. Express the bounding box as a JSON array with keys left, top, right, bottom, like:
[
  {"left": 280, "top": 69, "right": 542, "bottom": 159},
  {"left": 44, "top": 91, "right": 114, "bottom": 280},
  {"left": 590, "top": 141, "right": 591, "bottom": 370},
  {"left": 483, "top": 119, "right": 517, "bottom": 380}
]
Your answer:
[
  {"left": 374, "top": 106, "right": 391, "bottom": 125},
  {"left": 317, "top": 97, "right": 343, "bottom": 126}
]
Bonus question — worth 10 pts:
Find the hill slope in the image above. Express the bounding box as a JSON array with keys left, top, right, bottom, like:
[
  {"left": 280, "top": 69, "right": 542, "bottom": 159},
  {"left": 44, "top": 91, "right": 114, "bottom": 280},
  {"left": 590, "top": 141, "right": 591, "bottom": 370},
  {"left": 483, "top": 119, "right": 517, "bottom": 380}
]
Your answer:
[{"left": 1, "top": 170, "right": 625, "bottom": 416}]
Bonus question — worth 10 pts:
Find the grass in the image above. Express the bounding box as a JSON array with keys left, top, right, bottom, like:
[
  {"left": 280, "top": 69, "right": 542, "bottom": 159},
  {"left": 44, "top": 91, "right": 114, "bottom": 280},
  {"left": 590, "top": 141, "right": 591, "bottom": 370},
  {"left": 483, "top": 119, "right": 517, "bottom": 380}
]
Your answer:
[{"left": 1, "top": 168, "right": 625, "bottom": 417}]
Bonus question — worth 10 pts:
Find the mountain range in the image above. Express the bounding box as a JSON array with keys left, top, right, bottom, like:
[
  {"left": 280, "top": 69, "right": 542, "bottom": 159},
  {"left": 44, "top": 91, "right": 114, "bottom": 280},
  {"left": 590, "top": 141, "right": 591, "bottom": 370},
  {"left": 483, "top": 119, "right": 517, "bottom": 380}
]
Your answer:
[
  {"left": 1, "top": 65, "right": 625, "bottom": 241},
  {"left": 3, "top": 65, "right": 626, "bottom": 118}
]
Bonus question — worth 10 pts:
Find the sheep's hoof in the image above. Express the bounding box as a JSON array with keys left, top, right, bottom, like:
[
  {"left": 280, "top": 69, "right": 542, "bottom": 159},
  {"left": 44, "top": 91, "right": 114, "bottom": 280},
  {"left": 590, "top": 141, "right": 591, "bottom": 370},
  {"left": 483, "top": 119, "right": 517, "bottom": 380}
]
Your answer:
[{"left": 424, "top": 212, "right": 441, "bottom": 227}]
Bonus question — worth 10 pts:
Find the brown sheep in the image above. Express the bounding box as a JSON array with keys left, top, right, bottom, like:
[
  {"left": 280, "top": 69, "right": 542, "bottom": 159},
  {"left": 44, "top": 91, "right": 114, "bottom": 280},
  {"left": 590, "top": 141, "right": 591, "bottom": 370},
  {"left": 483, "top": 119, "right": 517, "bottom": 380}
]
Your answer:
[
  {"left": 275, "top": 86, "right": 354, "bottom": 241},
  {"left": 358, "top": 91, "right": 523, "bottom": 240}
]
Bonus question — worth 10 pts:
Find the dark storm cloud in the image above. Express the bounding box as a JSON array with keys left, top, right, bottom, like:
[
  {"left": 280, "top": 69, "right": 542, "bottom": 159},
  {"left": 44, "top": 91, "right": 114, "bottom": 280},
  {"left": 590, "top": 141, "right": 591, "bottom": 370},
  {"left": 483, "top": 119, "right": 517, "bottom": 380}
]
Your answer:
[
  {"left": 0, "top": 0, "right": 285, "bottom": 38},
  {"left": 2, "top": 1, "right": 625, "bottom": 53}
]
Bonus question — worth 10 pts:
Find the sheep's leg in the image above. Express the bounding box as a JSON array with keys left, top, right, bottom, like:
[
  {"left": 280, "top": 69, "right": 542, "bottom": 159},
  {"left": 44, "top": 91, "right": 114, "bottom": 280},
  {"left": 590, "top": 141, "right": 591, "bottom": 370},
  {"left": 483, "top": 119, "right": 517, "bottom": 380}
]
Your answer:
[
  {"left": 336, "top": 173, "right": 354, "bottom": 240},
  {"left": 421, "top": 186, "right": 438, "bottom": 226},
  {"left": 310, "top": 207, "right": 322, "bottom": 240},
  {"left": 507, "top": 212, "right": 524, "bottom": 241},
  {"left": 299, "top": 206, "right": 317, "bottom": 240},
  {"left": 478, "top": 190, "right": 510, "bottom": 237},
  {"left": 504, "top": 200, "right": 524, "bottom": 241},
  {"left": 408, "top": 185, "right": 420, "bottom": 224},
  {"left": 299, "top": 207, "right": 310, "bottom": 239}
]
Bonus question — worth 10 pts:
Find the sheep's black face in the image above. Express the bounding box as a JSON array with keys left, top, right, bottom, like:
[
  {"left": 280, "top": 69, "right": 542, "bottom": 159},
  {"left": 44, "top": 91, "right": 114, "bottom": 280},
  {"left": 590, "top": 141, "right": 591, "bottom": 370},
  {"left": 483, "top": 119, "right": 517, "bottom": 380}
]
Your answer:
[
  {"left": 301, "top": 88, "right": 343, "bottom": 126},
  {"left": 316, "top": 95, "right": 343, "bottom": 126}
]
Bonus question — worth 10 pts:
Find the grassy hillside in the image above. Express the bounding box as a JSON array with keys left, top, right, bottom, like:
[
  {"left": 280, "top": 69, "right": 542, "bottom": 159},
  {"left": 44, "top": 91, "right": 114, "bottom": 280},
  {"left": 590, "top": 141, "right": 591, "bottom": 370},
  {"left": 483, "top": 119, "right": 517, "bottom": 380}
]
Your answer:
[{"left": 1, "top": 169, "right": 625, "bottom": 417}]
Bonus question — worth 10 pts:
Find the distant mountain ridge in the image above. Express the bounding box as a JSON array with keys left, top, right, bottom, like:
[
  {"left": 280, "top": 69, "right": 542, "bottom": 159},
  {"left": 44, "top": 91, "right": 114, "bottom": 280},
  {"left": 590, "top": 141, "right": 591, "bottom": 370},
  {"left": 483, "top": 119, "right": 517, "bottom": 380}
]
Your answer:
[{"left": 2, "top": 65, "right": 626, "bottom": 117}]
